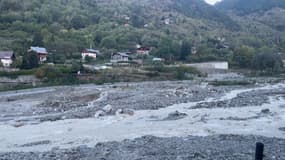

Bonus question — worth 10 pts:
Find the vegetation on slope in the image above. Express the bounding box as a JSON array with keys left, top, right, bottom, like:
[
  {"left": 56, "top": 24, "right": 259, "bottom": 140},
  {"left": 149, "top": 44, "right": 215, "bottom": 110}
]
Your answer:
[
  {"left": 216, "top": 0, "right": 285, "bottom": 14},
  {"left": 0, "top": 0, "right": 284, "bottom": 75}
]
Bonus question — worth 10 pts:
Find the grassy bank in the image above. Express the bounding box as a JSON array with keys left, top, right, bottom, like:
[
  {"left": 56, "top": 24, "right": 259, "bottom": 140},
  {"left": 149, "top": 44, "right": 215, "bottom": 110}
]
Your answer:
[
  {"left": 0, "top": 65, "right": 204, "bottom": 92},
  {"left": 0, "top": 69, "right": 36, "bottom": 79}
]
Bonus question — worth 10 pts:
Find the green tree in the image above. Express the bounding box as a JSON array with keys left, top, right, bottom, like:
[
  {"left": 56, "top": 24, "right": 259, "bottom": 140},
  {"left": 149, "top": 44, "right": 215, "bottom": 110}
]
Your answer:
[
  {"left": 32, "top": 32, "right": 44, "bottom": 47},
  {"left": 85, "top": 55, "right": 94, "bottom": 63},
  {"left": 155, "top": 37, "right": 180, "bottom": 62},
  {"left": 100, "top": 36, "right": 117, "bottom": 49},
  {"left": 252, "top": 53, "right": 283, "bottom": 73},
  {"left": 180, "top": 40, "right": 192, "bottom": 60},
  {"left": 233, "top": 45, "right": 256, "bottom": 68},
  {"left": 21, "top": 52, "right": 39, "bottom": 69},
  {"left": 71, "top": 61, "right": 83, "bottom": 73},
  {"left": 71, "top": 15, "right": 86, "bottom": 29}
]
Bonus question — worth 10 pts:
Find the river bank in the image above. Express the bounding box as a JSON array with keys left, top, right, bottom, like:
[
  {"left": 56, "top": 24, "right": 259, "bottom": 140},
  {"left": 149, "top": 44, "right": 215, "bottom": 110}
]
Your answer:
[{"left": 0, "top": 77, "right": 285, "bottom": 159}]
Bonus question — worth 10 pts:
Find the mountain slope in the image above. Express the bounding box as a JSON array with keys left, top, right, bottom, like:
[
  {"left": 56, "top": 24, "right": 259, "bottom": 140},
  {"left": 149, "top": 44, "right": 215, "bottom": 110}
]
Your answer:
[
  {"left": 216, "top": 0, "right": 285, "bottom": 14},
  {"left": 0, "top": 0, "right": 238, "bottom": 52},
  {"left": 216, "top": 0, "right": 285, "bottom": 35},
  {"left": 0, "top": 0, "right": 284, "bottom": 60}
]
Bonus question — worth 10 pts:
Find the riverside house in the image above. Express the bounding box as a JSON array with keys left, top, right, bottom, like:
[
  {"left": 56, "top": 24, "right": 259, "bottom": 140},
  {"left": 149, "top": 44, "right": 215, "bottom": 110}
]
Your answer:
[
  {"left": 0, "top": 51, "right": 15, "bottom": 67},
  {"left": 111, "top": 52, "right": 130, "bottom": 63},
  {"left": 82, "top": 49, "right": 100, "bottom": 60},
  {"left": 137, "top": 47, "right": 151, "bottom": 56},
  {"left": 28, "top": 47, "right": 48, "bottom": 64}
]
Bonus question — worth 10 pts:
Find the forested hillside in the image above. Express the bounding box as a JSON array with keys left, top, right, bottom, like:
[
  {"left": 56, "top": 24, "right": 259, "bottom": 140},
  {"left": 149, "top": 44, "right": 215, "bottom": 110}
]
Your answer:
[
  {"left": 0, "top": 0, "right": 284, "bottom": 65},
  {"left": 216, "top": 0, "right": 285, "bottom": 14}
]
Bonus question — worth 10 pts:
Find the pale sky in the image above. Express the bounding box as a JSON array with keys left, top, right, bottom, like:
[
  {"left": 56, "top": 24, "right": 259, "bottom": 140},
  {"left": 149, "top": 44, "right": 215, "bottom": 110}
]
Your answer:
[{"left": 204, "top": 0, "right": 222, "bottom": 5}]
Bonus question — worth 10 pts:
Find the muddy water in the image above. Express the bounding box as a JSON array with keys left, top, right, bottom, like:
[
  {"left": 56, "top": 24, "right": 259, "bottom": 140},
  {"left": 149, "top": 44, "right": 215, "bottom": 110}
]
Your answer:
[{"left": 0, "top": 83, "right": 285, "bottom": 152}]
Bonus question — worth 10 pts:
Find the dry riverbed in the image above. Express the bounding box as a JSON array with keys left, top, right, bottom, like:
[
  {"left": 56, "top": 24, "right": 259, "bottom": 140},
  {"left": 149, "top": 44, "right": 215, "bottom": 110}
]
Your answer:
[{"left": 0, "top": 78, "right": 285, "bottom": 159}]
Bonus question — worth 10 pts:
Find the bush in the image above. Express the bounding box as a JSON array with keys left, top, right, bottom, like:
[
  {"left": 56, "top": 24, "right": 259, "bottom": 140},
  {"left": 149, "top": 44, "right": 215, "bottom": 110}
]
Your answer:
[
  {"left": 21, "top": 52, "right": 39, "bottom": 69},
  {"left": 252, "top": 53, "right": 284, "bottom": 73},
  {"left": 144, "top": 65, "right": 203, "bottom": 79},
  {"left": 233, "top": 45, "right": 255, "bottom": 68},
  {"left": 34, "top": 65, "right": 80, "bottom": 85},
  {"left": 35, "top": 65, "right": 62, "bottom": 80}
]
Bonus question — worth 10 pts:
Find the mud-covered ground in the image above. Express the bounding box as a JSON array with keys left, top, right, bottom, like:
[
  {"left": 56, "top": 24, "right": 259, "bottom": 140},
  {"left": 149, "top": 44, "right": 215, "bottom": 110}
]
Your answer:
[
  {"left": 0, "top": 76, "right": 285, "bottom": 159},
  {"left": 1, "top": 135, "right": 285, "bottom": 160},
  {"left": 0, "top": 81, "right": 232, "bottom": 124}
]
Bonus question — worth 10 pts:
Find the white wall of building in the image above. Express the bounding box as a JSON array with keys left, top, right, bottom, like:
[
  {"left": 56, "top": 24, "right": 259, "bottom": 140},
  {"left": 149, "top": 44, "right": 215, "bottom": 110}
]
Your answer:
[
  {"left": 82, "top": 53, "right": 97, "bottom": 60},
  {"left": 187, "top": 62, "right": 229, "bottom": 70},
  {"left": 0, "top": 59, "right": 13, "bottom": 67}
]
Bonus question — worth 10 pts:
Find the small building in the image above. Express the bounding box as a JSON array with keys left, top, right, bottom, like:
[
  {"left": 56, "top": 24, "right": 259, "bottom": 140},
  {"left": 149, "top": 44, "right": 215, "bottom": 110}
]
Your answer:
[
  {"left": 137, "top": 47, "right": 151, "bottom": 56},
  {"left": 82, "top": 49, "right": 100, "bottom": 60},
  {"left": 111, "top": 52, "right": 130, "bottom": 63},
  {"left": 0, "top": 51, "right": 15, "bottom": 67},
  {"left": 29, "top": 47, "right": 48, "bottom": 63}
]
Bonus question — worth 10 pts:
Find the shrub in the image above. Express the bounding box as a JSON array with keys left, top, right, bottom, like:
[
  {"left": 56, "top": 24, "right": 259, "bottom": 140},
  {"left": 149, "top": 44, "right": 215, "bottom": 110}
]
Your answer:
[
  {"left": 35, "top": 65, "right": 63, "bottom": 80},
  {"left": 252, "top": 53, "right": 284, "bottom": 73}
]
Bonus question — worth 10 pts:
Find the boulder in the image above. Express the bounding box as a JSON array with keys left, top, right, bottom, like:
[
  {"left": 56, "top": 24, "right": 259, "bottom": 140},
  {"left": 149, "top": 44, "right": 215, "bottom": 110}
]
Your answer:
[
  {"left": 94, "top": 110, "right": 106, "bottom": 118},
  {"left": 163, "top": 111, "right": 188, "bottom": 121},
  {"left": 115, "top": 109, "right": 134, "bottom": 116},
  {"left": 261, "top": 108, "right": 270, "bottom": 114},
  {"left": 103, "top": 105, "right": 113, "bottom": 114}
]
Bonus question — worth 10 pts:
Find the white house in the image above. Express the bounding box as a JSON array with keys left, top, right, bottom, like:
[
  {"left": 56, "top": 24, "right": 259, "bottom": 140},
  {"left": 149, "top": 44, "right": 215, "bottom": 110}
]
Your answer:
[
  {"left": 111, "top": 52, "right": 130, "bottom": 63},
  {"left": 0, "top": 51, "right": 15, "bottom": 67},
  {"left": 82, "top": 49, "right": 100, "bottom": 60}
]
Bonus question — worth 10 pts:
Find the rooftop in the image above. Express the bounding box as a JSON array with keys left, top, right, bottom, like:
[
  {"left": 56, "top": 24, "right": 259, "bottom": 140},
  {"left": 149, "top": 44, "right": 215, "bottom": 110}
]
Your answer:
[
  {"left": 113, "top": 52, "right": 131, "bottom": 57},
  {"left": 83, "top": 49, "right": 100, "bottom": 53},
  {"left": 30, "top": 47, "right": 48, "bottom": 54},
  {"left": 0, "top": 51, "right": 14, "bottom": 59}
]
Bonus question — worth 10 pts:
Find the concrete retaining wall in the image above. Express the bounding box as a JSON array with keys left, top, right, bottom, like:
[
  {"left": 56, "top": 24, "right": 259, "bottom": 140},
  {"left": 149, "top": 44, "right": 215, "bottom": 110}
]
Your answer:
[{"left": 186, "top": 62, "right": 229, "bottom": 70}]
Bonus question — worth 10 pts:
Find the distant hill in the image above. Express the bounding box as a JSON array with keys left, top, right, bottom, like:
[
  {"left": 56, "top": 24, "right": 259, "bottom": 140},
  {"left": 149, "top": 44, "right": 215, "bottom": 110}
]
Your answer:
[{"left": 216, "top": 0, "right": 285, "bottom": 14}]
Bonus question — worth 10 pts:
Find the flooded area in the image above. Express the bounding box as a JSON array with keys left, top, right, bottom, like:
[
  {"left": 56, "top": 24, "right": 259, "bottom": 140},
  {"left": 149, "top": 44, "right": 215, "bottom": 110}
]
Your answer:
[{"left": 0, "top": 78, "right": 285, "bottom": 159}]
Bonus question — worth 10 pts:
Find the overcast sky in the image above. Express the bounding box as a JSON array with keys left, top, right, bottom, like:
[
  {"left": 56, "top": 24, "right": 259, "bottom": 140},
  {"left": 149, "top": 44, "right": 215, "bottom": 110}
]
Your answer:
[{"left": 204, "top": 0, "right": 222, "bottom": 5}]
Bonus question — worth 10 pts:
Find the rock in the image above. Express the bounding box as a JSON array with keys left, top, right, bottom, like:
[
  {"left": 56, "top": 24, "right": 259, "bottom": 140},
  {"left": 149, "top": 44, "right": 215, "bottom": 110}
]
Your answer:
[
  {"left": 115, "top": 109, "right": 124, "bottom": 115},
  {"left": 163, "top": 111, "right": 188, "bottom": 121},
  {"left": 12, "top": 122, "right": 25, "bottom": 128},
  {"left": 51, "top": 147, "right": 60, "bottom": 152},
  {"left": 103, "top": 105, "right": 113, "bottom": 114},
  {"left": 94, "top": 110, "right": 106, "bottom": 118},
  {"left": 123, "top": 109, "right": 135, "bottom": 116},
  {"left": 20, "top": 140, "right": 51, "bottom": 147},
  {"left": 115, "top": 109, "right": 134, "bottom": 116},
  {"left": 261, "top": 108, "right": 270, "bottom": 114}
]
